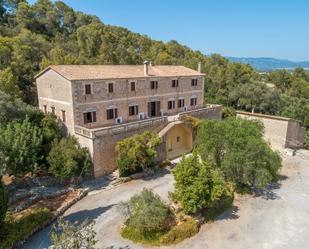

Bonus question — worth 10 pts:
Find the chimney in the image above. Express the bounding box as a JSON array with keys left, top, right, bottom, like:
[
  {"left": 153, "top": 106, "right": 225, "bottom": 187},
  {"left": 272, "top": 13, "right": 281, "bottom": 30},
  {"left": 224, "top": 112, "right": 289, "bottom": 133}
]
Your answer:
[
  {"left": 197, "top": 62, "right": 202, "bottom": 73},
  {"left": 143, "top": 61, "right": 149, "bottom": 76}
]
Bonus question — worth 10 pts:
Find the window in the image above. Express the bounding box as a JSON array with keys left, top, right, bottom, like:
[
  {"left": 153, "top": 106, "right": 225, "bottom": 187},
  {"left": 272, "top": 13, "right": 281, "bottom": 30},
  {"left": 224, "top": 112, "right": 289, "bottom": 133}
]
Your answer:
[
  {"left": 129, "top": 105, "right": 139, "bottom": 116},
  {"left": 43, "top": 105, "right": 47, "bottom": 114},
  {"left": 172, "top": 79, "right": 179, "bottom": 88},
  {"left": 108, "top": 83, "right": 114, "bottom": 93},
  {"left": 191, "top": 79, "right": 198, "bottom": 86},
  {"left": 167, "top": 100, "right": 175, "bottom": 110},
  {"left": 106, "top": 108, "right": 118, "bottom": 120},
  {"left": 51, "top": 106, "right": 55, "bottom": 114},
  {"left": 177, "top": 136, "right": 180, "bottom": 142},
  {"left": 150, "top": 81, "right": 158, "bottom": 89},
  {"left": 61, "top": 110, "right": 66, "bottom": 122},
  {"left": 85, "top": 84, "right": 92, "bottom": 94},
  {"left": 178, "top": 99, "right": 185, "bottom": 108},
  {"left": 83, "top": 111, "right": 96, "bottom": 124},
  {"left": 130, "top": 81, "right": 136, "bottom": 91},
  {"left": 190, "top": 97, "right": 197, "bottom": 106}
]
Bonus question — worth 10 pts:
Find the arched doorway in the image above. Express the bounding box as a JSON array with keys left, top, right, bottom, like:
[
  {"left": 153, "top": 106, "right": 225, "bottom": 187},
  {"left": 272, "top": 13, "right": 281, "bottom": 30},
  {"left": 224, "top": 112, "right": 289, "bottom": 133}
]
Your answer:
[{"left": 159, "top": 121, "right": 193, "bottom": 160}]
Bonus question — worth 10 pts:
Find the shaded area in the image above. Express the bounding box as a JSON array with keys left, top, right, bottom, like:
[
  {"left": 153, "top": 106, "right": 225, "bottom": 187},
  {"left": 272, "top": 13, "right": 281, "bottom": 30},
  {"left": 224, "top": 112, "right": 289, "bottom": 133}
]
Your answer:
[
  {"left": 253, "top": 174, "right": 288, "bottom": 200},
  {"left": 65, "top": 204, "right": 115, "bottom": 223},
  {"left": 216, "top": 206, "right": 240, "bottom": 221}
]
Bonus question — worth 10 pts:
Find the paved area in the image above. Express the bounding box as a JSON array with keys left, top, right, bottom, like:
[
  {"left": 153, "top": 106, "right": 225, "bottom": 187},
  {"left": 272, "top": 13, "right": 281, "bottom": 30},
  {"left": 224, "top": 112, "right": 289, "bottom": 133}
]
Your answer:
[{"left": 22, "top": 150, "right": 309, "bottom": 249}]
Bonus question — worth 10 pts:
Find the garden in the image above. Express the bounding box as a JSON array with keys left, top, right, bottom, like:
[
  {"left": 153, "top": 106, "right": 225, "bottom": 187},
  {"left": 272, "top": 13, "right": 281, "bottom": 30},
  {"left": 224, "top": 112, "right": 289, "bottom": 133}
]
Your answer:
[{"left": 115, "top": 116, "right": 282, "bottom": 246}]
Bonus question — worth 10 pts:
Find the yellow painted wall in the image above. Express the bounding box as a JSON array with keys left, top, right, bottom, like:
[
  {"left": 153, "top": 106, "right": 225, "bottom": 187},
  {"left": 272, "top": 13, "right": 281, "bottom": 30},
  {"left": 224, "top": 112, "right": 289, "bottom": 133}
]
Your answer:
[{"left": 166, "top": 124, "right": 193, "bottom": 159}]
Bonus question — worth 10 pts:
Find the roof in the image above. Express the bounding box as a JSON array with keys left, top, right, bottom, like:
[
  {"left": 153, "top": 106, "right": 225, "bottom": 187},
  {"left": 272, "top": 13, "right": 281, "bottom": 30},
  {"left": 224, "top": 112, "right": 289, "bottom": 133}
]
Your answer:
[{"left": 35, "top": 65, "right": 205, "bottom": 81}]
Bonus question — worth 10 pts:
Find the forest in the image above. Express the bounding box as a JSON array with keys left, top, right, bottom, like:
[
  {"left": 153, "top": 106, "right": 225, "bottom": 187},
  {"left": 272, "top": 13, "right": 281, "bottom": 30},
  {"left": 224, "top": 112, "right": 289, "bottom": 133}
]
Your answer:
[{"left": 0, "top": 0, "right": 308, "bottom": 148}]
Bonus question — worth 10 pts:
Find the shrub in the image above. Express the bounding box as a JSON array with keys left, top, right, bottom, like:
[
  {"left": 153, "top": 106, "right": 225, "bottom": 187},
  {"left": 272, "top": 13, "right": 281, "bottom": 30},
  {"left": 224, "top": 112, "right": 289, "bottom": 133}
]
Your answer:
[
  {"left": 0, "top": 207, "right": 52, "bottom": 248},
  {"left": 159, "top": 217, "right": 199, "bottom": 244},
  {"left": 196, "top": 117, "right": 282, "bottom": 189},
  {"left": 48, "top": 137, "right": 91, "bottom": 180},
  {"left": 0, "top": 181, "right": 8, "bottom": 229},
  {"left": 116, "top": 131, "right": 162, "bottom": 177},
  {"left": 121, "top": 188, "right": 174, "bottom": 236},
  {"left": 222, "top": 106, "right": 236, "bottom": 119},
  {"left": 40, "top": 113, "right": 63, "bottom": 156},
  {"left": 173, "top": 152, "right": 234, "bottom": 214},
  {"left": 0, "top": 117, "right": 43, "bottom": 176},
  {"left": 51, "top": 218, "right": 97, "bottom": 249}
]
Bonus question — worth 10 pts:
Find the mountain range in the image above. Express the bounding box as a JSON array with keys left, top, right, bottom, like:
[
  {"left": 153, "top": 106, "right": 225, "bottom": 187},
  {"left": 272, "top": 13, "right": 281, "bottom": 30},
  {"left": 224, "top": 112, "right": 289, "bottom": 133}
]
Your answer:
[{"left": 226, "top": 57, "right": 309, "bottom": 71}]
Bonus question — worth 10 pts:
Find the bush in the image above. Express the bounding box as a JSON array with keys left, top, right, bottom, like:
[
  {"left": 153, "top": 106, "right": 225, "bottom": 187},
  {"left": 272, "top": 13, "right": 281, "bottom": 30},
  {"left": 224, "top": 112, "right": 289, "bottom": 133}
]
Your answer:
[
  {"left": 40, "top": 113, "right": 63, "bottom": 159},
  {"left": 159, "top": 217, "right": 199, "bottom": 244},
  {"left": 0, "top": 207, "right": 52, "bottom": 248},
  {"left": 222, "top": 106, "right": 236, "bottom": 119},
  {"left": 51, "top": 218, "right": 97, "bottom": 249},
  {"left": 196, "top": 117, "right": 282, "bottom": 189},
  {"left": 0, "top": 181, "right": 8, "bottom": 229},
  {"left": 116, "top": 131, "right": 162, "bottom": 177},
  {"left": 48, "top": 137, "right": 91, "bottom": 180},
  {"left": 121, "top": 188, "right": 174, "bottom": 236},
  {"left": 0, "top": 117, "right": 43, "bottom": 176},
  {"left": 173, "top": 152, "right": 234, "bottom": 214}
]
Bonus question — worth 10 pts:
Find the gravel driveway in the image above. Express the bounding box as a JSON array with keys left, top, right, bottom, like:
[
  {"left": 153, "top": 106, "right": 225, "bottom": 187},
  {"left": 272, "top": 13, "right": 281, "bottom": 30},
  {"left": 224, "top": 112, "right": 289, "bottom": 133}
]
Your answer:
[{"left": 22, "top": 150, "right": 309, "bottom": 249}]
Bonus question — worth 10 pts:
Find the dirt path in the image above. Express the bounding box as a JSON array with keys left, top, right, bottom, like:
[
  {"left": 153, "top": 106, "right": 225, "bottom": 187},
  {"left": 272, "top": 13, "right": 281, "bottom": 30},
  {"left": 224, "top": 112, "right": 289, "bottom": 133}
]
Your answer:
[{"left": 22, "top": 150, "right": 309, "bottom": 249}]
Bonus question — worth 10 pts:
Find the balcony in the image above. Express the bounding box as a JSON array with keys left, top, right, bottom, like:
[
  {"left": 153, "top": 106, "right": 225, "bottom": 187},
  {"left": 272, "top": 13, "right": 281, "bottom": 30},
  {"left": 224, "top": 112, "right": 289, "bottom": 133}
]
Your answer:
[{"left": 74, "top": 104, "right": 221, "bottom": 139}]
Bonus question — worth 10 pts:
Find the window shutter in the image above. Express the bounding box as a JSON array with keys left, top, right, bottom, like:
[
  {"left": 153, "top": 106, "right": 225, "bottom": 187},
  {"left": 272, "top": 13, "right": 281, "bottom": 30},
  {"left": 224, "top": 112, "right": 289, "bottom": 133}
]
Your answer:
[
  {"left": 114, "top": 108, "right": 118, "bottom": 118},
  {"left": 92, "top": 111, "right": 96, "bottom": 122},
  {"left": 83, "top": 113, "right": 87, "bottom": 124},
  {"left": 148, "top": 102, "right": 151, "bottom": 116},
  {"left": 156, "top": 101, "right": 160, "bottom": 116}
]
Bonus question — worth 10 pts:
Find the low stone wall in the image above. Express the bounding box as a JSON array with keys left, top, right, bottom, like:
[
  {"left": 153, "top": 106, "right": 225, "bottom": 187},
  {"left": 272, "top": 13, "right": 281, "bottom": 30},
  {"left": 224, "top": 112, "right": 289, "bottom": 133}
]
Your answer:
[{"left": 237, "top": 111, "right": 304, "bottom": 151}]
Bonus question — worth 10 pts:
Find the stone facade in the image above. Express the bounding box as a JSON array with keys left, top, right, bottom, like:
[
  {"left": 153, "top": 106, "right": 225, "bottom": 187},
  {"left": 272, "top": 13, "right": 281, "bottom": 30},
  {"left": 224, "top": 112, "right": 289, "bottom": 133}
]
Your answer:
[
  {"left": 36, "top": 64, "right": 222, "bottom": 177},
  {"left": 237, "top": 111, "right": 305, "bottom": 151}
]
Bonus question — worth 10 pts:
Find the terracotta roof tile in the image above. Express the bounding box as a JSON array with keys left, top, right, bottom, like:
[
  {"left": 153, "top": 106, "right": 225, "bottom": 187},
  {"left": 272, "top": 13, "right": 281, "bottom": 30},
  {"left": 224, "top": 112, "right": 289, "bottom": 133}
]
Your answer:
[{"left": 36, "top": 65, "right": 204, "bottom": 80}]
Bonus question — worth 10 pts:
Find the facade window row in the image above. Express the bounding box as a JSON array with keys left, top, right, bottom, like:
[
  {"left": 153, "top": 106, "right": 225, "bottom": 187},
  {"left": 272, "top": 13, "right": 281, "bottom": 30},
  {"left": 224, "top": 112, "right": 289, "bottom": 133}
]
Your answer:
[
  {"left": 83, "top": 97, "right": 198, "bottom": 124},
  {"left": 84, "top": 78, "right": 199, "bottom": 95}
]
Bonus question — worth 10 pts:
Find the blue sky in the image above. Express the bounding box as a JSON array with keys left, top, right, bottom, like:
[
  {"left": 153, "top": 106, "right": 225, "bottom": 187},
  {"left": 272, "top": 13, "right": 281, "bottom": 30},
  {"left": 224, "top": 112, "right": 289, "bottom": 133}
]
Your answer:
[{"left": 28, "top": 0, "right": 309, "bottom": 61}]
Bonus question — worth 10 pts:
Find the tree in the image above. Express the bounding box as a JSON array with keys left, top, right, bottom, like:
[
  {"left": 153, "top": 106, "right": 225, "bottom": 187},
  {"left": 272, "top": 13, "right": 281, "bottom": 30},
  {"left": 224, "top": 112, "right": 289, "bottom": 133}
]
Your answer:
[
  {"left": 116, "top": 131, "right": 162, "bottom": 177},
  {"left": 0, "top": 117, "right": 43, "bottom": 176},
  {"left": 0, "top": 68, "right": 21, "bottom": 98},
  {"left": 196, "top": 118, "right": 282, "bottom": 189},
  {"left": 172, "top": 152, "right": 233, "bottom": 214},
  {"left": 0, "top": 180, "right": 8, "bottom": 229},
  {"left": 51, "top": 218, "right": 97, "bottom": 249},
  {"left": 121, "top": 188, "right": 174, "bottom": 234},
  {"left": 48, "top": 137, "right": 91, "bottom": 180}
]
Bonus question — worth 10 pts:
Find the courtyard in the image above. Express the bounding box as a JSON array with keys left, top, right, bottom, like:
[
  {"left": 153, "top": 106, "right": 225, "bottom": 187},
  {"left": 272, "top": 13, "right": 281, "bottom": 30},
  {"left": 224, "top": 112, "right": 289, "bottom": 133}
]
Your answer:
[{"left": 22, "top": 150, "right": 309, "bottom": 249}]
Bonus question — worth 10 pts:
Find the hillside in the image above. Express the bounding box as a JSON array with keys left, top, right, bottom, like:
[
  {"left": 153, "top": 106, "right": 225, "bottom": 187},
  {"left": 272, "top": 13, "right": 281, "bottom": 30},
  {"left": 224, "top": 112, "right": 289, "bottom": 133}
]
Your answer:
[
  {"left": 0, "top": 0, "right": 308, "bottom": 147},
  {"left": 227, "top": 57, "right": 309, "bottom": 71}
]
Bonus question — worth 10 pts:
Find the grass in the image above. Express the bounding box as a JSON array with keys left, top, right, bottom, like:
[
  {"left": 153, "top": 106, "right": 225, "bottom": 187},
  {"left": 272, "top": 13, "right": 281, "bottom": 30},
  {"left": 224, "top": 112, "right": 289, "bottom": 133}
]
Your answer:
[
  {"left": 121, "top": 217, "right": 199, "bottom": 246},
  {"left": 0, "top": 206, "right": 53, "bottom": 249}
]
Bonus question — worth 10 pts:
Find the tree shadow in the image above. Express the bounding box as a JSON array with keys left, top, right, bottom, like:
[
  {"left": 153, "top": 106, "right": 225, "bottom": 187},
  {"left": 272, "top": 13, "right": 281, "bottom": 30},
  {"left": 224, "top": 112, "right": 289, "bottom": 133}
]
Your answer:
[
  {"left": 216, "top": 205, "right": 240, "bottom": 221},
  {"left": 78, "top": 174, "right": 118, "bottom": 192},
  {"left": 143, "top": 167, "right": 171, "bottom": 181},
  {"left": 65, "top": 204, "right": 115, "bottom": 224},
  {"left": 253, "top": 174, "right": 288, "bottom": 200}
]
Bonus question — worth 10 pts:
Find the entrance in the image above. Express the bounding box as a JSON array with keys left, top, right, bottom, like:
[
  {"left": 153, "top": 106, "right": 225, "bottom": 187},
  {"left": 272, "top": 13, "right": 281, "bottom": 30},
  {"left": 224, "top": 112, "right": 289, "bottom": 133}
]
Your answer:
[{"left": 148, "top": 101, "right": 161, "bottom": 117}]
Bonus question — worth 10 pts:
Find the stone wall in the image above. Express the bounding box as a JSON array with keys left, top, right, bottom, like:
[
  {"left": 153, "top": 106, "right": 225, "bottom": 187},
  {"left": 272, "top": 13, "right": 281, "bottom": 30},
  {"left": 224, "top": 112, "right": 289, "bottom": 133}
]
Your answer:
[
  {"left": 91, "top": 118, "right": 168, "bottom": 177},
  {"left": 36, "top": 69, "right": 75, "bottom": 134},
  {"left": 72, "top": 76, "right": 204, "bottom": 129},
  {"left": 237, "top": 111, "right": 304, "bottom": 151}
]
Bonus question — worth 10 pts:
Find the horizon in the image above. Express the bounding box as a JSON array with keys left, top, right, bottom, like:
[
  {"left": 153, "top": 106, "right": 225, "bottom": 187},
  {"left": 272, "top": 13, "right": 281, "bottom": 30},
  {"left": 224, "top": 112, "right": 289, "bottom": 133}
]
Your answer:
[{"left": 27, "top": 0, "right": 309, "bottom": 61}]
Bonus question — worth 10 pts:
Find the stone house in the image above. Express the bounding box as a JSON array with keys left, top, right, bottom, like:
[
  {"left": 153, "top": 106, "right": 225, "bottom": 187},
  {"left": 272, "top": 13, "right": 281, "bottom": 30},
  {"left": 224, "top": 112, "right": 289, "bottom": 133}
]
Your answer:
[{"left": 35, "top": 62, "right": 222, "bottom": 177}]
